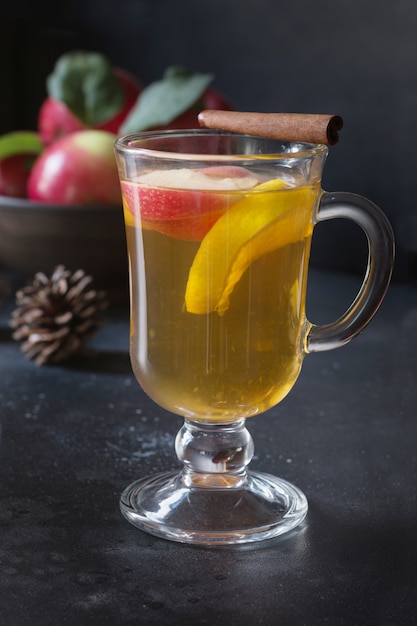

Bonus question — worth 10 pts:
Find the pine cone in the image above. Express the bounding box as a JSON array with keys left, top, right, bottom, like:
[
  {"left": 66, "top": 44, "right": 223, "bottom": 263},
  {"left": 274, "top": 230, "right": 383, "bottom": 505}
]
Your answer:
[{"left": 10, "top": 265, "right": 109, "bottom": 366}]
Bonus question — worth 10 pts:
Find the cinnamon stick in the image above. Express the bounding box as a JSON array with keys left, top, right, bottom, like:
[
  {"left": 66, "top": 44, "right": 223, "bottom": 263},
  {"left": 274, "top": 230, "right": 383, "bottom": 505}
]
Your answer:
[{"left": 198, "top": 111, "right": 343, "bottom": 146}]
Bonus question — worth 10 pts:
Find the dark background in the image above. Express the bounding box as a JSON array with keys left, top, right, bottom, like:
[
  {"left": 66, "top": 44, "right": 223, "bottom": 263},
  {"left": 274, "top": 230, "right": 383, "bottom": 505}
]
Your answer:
[{"left": 1, "top": 0, "right": 416, "bottom": 280}]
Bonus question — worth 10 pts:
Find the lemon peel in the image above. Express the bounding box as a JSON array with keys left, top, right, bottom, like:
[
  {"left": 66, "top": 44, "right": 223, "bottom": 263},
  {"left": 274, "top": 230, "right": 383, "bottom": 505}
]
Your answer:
[
  {"left": 123, "top": 197, "right": 136, "bottom": 227},
  {"left": 184, "top": 179, "right": 318, "bottom": 315}
]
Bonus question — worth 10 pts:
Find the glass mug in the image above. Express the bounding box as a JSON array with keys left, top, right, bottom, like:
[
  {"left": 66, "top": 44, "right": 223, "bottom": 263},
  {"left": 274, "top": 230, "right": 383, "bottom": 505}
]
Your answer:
[{"left": 114, "top": 131, "right": 394, "bottom": 545}]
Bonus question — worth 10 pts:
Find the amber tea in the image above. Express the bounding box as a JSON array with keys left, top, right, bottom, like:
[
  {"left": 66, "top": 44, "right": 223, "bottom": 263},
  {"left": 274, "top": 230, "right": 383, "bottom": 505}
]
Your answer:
[{"left": 125, "top": 178, "right": 318, "bottom": 422}]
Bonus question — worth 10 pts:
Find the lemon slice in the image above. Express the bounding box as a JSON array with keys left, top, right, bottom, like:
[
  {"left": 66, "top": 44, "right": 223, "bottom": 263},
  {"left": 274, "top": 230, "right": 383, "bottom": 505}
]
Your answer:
[
  {"left": 185, "top": 179, "right": 318, "bottom": 315},
  {"left": 123, "top": 196, "right": 136, "bottom": 227}
]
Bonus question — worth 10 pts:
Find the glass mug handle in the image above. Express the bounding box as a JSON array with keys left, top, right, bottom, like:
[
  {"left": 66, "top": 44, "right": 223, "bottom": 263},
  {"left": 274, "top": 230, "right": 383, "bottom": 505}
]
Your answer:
[{"left": 306, "top": 191, "right": 395, "bottom": 353}]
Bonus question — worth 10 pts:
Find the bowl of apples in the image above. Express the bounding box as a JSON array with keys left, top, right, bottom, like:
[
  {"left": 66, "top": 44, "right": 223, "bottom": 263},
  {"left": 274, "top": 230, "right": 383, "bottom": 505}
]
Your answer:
[
  {"left": 0, "top": 128, "right": 128, "bottom": 298},
  {"left": 0, "top": 51, "right": 233, "bottom": 299}
]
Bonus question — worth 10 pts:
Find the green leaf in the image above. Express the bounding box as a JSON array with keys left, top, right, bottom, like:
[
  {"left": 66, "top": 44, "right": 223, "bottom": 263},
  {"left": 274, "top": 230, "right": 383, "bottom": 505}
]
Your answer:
[
  {"left": 0, "top": 132, "right": 44, "bottom": 160},
  {"left": 120, "top": 66, "right": 213, "bottom": 133},
  {"left": 47, "top": 50, "right": 124, "bottom": 126}
]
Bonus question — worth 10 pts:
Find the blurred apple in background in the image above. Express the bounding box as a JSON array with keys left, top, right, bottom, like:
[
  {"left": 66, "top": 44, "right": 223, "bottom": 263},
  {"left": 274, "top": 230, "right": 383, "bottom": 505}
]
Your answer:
[
  {"left": 27, "top": 130, "right": 121, "bottom": 205},
  {"left": 0, "top": 154, "right": 37, "bottom": 198},
  {"left": 0, "top": 52, "right": 234, "bottom": 204},
  {"left": 38, "top": 52, "right": 143, "bottom": 144},
  {"left": 0, "top": 131, "right": 44, "bottom": 198},
  {"left": 0, "top": 52, "right": 235, "bottom": 294}
]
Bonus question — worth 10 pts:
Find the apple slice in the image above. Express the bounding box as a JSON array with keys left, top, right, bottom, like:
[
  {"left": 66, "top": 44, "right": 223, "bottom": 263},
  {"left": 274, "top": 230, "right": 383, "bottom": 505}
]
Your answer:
[{"left": 120, "top": 166, "right": 259, "bottom": 241}]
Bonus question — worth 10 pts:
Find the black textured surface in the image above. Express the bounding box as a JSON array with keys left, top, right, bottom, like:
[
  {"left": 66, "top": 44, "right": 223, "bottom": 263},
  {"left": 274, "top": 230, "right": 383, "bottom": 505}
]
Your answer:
[{"left": 1, "top": 269, "right": 416, "bottom": 625}]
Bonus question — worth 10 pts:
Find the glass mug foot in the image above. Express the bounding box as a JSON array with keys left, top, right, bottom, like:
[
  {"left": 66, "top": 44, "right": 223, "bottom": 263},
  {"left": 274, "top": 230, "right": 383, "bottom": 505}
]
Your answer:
[
  {"left": 120, "top": 419, "right": 307, "bottom": 545},
  {"left": 120, "top": 472, "right": 307, "bottom": 545}
]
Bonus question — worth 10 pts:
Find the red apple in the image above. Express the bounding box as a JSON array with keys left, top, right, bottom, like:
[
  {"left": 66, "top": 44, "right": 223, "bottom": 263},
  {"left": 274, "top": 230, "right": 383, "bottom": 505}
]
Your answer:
[
  {"left": 38, "top": 98, "right": 85, "bottom": 145},
  {"left": 38, "top": 53, "right": 142, "bottom": 144},
  {"left": 121, "top": 166, "right": 258, "bottom": 240},
  {"left": 0, "top": 131, "right": 44, "bottom": 198},
  {"left": 27, "top": 130, "right": 121, "bottom": 205},
  {"left": 0, "top": 154, "right": 37, "bottom": 197}
]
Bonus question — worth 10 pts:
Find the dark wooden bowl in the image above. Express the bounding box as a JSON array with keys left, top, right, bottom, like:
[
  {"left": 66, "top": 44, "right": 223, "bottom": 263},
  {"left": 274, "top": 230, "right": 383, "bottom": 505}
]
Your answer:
[{"left": 0, "top": 196, "right": 129, "bottom": 300}]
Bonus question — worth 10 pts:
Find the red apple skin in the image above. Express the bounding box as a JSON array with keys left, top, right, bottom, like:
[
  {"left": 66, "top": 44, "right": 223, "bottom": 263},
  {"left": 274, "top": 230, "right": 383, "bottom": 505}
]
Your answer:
[
  {"left": 38, "top": 98, "right": 85, "bottom": 145},
  {"left": 0, "top": 154, "right": 35, "bottom": 197},
  {"left": 38, "top": 68, "right": 142, "bottom": 145},
  {"left": 120, "top": 167, "right": 254, "bottom": 241},
  {"left": 27, "top": 130, "right": 121, "bottom": 205},
  {"left": 122, "top": 182, "right": 230, "bottom": 240}
]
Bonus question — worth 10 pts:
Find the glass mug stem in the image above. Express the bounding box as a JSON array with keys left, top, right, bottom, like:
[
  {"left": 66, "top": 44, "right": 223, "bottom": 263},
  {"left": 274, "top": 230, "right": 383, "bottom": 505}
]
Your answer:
[
  {"left": 176, "top": 418, "right": 254, "bottom": 488},
  {"left": 307, "top": 192, "right": 395, "bottom": 352}
]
